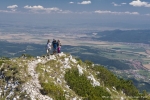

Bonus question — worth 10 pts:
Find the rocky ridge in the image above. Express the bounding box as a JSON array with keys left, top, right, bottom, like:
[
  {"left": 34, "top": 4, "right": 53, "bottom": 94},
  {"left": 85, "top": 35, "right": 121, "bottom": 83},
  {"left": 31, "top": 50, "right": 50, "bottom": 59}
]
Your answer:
[{"left": 0, "top": 52, "right": 149, "bottom": 100}]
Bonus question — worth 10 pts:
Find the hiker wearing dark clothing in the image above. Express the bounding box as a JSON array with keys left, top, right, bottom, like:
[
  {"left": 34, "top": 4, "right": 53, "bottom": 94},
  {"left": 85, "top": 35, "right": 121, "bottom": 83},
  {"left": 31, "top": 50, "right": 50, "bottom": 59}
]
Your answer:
[
  {"left": 52, "top": 39, "right": 57, "bottom": 54},
  {"left": 57, "top": 40, "right": 61, "bottom": 53}
]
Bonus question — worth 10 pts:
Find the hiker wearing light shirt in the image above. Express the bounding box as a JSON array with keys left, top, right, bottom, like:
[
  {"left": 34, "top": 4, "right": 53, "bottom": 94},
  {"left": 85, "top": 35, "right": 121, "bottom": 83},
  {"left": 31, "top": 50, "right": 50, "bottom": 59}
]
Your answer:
[{"left": 46, "top": 39, "right": 51, "bottom": 56}]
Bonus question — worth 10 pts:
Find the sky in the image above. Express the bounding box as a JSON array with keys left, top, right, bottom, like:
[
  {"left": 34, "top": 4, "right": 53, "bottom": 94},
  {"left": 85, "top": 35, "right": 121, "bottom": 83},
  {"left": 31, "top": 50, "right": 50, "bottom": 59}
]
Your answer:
[{"left": 0, "top": 0, "right": 150, "bottom": 30}]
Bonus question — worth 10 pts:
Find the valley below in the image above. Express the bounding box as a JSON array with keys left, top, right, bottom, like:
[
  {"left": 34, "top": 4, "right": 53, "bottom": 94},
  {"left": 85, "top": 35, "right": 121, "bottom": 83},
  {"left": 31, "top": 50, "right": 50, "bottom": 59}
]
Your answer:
[{"left": 1, "top": 30, "right": 150, "bottom": 93}]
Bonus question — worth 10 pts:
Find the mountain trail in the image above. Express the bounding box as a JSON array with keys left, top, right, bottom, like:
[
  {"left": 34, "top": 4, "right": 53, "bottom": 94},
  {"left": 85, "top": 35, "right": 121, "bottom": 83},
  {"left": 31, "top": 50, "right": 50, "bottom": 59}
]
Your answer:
[{"left": 22, "top": 58, "right": 53, "bottom": 100}]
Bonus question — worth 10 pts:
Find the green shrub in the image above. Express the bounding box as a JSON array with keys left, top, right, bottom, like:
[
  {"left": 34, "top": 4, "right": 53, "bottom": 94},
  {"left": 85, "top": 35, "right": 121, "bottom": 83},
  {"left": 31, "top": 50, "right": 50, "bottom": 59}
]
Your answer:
[
  {"left": 4, "top": 70, "right": 13, "bottom": 80},
  {"left": 75, "top": 58, "right": 82, "bottom": 65},
  {"left": 0, "top": 61, "right": 4, "bottom": 66},
  {"left": 116, "top": 79, "right": 139, "bottom": 96},
  {"left": 40, "top": 82, "right": 66, "bottom": 100},
  {"left": 84, "top": 60, "right": 93, "bottom": 68},
  {"left": 77, "top": 59, "right": 82, "bottom": 65},
  {"left": 45, "top": 60, "right": 57, "bottom": 68},
  {"left": 21, "top": 54, "right": 33, "bottom": 58},
  {"left": 10, "top": 65, "right": 18, "bottom": 71},
  {"left": 93, "top": 65, "right": 119, "bottom": 87},
  {"left": 65, "top": 69, "right": 111, "bottom": 100},
  {"left": 92, "top": 65, "right": 140, "bottom": 97},
  {"left": 0, "top": 57, "right": 9, "bottom": 60},
  {"left": 37, "top": 62, "right": 65, "bottom": 100},
  {"left": 0, "top": 97, "right": 6, "bottom": 100}
]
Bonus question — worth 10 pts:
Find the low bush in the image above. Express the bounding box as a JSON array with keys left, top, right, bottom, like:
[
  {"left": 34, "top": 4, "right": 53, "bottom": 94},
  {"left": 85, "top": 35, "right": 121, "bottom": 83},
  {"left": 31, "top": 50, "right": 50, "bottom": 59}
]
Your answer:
[
  {"left": 40, "top": 82, "right": 66, "bottom": 100},
  {"left": 92, "top": 65, "right": 140, "bottom": 97},
  {"left": 65, "top": 69, "right": 111, "bottom": 100},
  {"left": 0, "top": 61, "right": 4, "bottom": 66}
]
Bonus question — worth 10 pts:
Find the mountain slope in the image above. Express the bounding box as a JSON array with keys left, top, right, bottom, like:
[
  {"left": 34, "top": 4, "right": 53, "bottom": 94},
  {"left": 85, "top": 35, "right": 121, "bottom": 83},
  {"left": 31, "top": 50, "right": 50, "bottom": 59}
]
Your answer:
[
  {"left": 0, "top": 53, "right": 149, "bottom": 100},
  {"left": 90, "top": 30, "right": 150, "bottom": 44}
]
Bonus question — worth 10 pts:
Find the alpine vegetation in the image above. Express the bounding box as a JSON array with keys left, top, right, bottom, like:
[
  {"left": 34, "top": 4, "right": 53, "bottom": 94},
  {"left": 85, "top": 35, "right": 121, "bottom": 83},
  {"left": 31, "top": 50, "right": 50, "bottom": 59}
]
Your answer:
[{"left": 0, "top": 52, "right": 149, "bottom": 100}]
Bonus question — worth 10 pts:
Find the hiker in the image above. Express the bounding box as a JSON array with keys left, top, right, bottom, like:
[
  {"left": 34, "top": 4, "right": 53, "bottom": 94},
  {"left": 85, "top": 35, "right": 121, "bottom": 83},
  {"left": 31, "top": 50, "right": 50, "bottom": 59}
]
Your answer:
[
  {"left": 52, "top": 39, "right": 57, "bottom": 54},
  {"left": 46, "top": 39, "right": 51, "bottom": 56},
  {"left": 57, "top": 40, "right": 61, "bottom": 53}
]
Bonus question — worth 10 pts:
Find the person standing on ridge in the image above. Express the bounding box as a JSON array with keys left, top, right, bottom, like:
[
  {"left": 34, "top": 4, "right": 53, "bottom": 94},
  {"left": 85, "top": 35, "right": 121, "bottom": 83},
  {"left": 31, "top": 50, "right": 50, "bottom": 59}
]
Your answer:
[
  {"left": 46, "top": 39, "right": 51, "bottom": 56},
  {"left": 57, "top": 40, "right": 61, "bottom": 53},
  {"left": 52, "top": 39, "right": 57, "bottom": 54}
]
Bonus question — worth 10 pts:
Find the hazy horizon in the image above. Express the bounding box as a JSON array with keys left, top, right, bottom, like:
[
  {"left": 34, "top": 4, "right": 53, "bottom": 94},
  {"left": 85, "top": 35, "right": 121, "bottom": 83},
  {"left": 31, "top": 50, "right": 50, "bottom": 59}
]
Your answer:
[{"left": 0, "top": 0, "right": 150, "bottom": 32}]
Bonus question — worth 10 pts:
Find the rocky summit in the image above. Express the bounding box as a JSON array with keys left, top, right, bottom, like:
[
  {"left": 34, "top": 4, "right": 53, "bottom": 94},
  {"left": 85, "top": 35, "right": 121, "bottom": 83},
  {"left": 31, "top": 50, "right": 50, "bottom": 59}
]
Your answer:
[{"left": 0, "top": 52, "right": 149, "bottom": 100}]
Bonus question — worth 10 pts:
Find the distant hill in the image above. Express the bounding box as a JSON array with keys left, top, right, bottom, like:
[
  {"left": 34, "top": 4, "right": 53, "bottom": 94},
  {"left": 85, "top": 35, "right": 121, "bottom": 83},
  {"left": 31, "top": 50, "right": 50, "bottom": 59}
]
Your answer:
[{"left": 91, "top": 30, "right": 150, "bottom": 44}]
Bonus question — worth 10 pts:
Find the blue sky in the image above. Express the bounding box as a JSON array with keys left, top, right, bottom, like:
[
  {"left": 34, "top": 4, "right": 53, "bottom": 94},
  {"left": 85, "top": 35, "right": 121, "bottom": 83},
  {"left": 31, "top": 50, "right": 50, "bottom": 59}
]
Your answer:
[{"left": 0, "top": 0, "right": 150, "bottom": 30}]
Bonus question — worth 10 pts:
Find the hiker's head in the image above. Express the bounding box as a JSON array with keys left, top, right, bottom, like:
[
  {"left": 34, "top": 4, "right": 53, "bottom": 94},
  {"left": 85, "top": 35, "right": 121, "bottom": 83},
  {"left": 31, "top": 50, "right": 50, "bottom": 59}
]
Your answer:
[
  {"left": 54, "top": 39, "right": 56, "bottom": 42},
  {"left": 47, "top": 39, "right": 50, "bottom": 43}
]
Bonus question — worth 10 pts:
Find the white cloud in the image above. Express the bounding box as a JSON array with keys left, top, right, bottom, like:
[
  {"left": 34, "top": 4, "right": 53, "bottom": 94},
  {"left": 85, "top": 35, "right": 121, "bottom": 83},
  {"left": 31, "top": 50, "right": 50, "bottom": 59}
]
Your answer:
[
  {"left": 75, "top": 11, "right": 92, "bottom": 14},
  {"left": 121, "top": 3, "right": 127, "bottom": 5},
  {"left": 112, "top": 2, "right": 127, "bottom": 6},
  {"left": 129, "top": 0, "right": 150, "bottom": 7},
  {"left": 95, "top": 10, "right": 112, "bottom": 14},
  {"left": 24, "top": 5, "right": 63, "bottom": 13},
  {"left": 7, "top": 5, "right": 18, "bottom": 9},
  {"left": 59, "top": 10, "right": 72, "bottom": 14},
  {"left": 0, "top": 9, "right": 18, "bottom": 13},
  {"left": 69, "top": 2, "right": 74, "bottom": 4},
  {"left": 145, "top": 14, "right": 150, "bottom": 16},
  {"left": 124, "top": 11, "right": 139, "bottom": 15},
  {"left": 112, "top": 2, "right": 121, "bottom": 6},
  {"left": 7, "top": 5, "right": 18, "bottom": 11},
  {"left": 78, "top": 1, "right": 91, "bottom": 5},
  {"left": 24, "top": 5, "right": 44, "bottom": 10},
  {"left": 0, "top": 10, "right": 9, "bottom": 13},
  {"left": 95, "top": 10, "right": 139, "bottom": 15}
]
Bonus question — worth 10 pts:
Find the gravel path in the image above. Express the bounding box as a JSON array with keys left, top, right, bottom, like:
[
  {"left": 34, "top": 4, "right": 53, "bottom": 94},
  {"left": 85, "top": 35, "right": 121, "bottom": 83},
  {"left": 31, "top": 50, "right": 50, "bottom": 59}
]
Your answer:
[{"left": 22, "top": 59, "right": 53, "bottom": 100}]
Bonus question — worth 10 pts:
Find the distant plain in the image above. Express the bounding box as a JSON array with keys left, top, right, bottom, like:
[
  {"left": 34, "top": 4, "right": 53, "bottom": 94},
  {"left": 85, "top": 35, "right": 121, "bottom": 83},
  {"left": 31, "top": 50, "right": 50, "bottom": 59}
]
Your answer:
[{"left": 1, "top": 24, "right": 150, "bottom": 92}]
